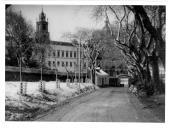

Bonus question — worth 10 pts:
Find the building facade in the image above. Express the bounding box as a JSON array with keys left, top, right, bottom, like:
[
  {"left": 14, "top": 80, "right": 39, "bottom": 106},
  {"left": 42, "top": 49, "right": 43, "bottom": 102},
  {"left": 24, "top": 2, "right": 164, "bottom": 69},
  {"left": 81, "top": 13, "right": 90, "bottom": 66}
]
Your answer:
[
  {"left": 36, "top": 10, "right": 87, "bottom": 74},
  {"left": 45, "top": 41, "right": 86, "bottom": 73}
]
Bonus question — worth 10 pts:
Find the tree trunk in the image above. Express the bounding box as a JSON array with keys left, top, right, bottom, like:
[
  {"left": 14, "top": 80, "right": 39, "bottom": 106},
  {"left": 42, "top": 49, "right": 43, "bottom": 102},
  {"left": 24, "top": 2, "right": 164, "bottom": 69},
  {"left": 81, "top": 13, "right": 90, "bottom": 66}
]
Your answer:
[
  {"left": 132, "top": 6, "right": 165, "bottom": 67},
  {"left": 19, "top": 56, "right": 22, "bottom": 83},
  {"left": 150, "top": 52, "right": 161, "bottom": 94},
  {"left": 40, "top": 54, "right": 43, "bottom": 81},
  {"left": 91, "top": 69, "right": 95, "bottom": 84}
]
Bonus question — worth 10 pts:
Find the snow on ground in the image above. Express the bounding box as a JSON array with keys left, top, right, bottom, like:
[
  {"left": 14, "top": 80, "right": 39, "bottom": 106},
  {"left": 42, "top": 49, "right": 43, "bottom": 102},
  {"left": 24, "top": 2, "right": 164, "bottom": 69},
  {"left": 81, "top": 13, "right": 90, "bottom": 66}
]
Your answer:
[{"left": 5, "top": 81, "right": 96, "bottom": 121}]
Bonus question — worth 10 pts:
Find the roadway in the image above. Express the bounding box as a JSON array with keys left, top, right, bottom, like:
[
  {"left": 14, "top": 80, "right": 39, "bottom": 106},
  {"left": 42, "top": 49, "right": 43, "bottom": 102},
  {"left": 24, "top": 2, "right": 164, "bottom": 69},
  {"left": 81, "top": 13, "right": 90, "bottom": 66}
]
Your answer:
[{"left": 36, "top": 87, "right": 161, "bottom": 122}]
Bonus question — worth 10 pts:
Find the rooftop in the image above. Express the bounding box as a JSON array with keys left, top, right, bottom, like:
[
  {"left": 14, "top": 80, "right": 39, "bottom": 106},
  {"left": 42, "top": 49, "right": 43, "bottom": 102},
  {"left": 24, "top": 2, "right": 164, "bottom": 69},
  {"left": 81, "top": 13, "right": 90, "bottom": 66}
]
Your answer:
[{"left": 50, "top": 41, "right": 75, "bottom": 47}]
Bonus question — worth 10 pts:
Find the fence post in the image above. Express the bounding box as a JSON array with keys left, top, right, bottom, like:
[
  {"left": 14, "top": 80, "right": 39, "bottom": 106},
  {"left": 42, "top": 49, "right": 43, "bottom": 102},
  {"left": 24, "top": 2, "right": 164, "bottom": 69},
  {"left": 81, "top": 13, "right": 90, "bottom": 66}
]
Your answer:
[
  {"left": 66, "top": 79, "right": 70, "bottom": 87},
  {"left": 20, "top": 82, "right": 23, "bottom": 95},
  {"left": 81, "top": 78, "right": 83, "bottom": 83},
  {"left": 74, "top": 78, "right": 77, "bottom": 86},
  {"left": 39, "top": 81, "right": 45, "bottom": 92},
  {"left": 56, "top": 79, "right": 60, "bottom": 88},
  {"left": 23, "top": 82, "right": 27, "bottom": 95}
]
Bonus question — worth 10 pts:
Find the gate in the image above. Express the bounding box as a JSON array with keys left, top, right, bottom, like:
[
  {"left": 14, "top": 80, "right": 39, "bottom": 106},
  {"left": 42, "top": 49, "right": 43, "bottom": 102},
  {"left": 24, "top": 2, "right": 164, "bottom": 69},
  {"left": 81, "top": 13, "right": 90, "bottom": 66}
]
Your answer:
[{"left": 109, "top": 78, "right": 119, "bottom": 87}]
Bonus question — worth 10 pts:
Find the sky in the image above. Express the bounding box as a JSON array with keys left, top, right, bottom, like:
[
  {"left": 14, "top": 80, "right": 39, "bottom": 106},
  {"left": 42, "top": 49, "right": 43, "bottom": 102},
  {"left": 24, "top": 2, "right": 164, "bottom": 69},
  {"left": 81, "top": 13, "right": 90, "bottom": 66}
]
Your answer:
[{"left": 9, "top": 5, "right": 105, "bottom": 41}]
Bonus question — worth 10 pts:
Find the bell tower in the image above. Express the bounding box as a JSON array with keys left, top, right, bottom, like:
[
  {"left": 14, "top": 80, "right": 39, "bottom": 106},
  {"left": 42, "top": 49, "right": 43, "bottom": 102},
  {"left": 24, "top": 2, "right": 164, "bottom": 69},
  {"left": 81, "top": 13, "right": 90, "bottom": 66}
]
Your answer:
[
  {"left": 36, "top": 8, "right": 49, "bottom": 43},
  {"left": 103, "top": 13, "right": 111, "bottom": 35}
]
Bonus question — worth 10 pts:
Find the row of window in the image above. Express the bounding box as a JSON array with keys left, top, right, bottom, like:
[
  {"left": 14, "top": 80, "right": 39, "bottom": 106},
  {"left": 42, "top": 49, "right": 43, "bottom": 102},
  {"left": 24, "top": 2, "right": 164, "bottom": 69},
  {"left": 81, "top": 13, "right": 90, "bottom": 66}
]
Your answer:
[
  {"left": 48, "top": 61, "right": 76, "bottom": 68},
  {"left": 48, "top": 50, "right": 78, "bottom": 58},
  {"left": 48, "top": 61, "right": 87, "bottom": 68}
]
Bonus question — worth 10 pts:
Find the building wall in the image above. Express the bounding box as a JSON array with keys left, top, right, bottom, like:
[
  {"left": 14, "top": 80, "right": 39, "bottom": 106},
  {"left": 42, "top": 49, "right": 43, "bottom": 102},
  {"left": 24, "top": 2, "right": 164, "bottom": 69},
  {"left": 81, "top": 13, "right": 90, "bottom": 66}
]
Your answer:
[
  {"left": 120, "top": 77, "right": 129, "bottom": 87},
  {"left": 45, "top": 44, "right": 87, "bottom": 74},
  {"left": 95, "top": 75, "right": 109, "bottom": 87}
]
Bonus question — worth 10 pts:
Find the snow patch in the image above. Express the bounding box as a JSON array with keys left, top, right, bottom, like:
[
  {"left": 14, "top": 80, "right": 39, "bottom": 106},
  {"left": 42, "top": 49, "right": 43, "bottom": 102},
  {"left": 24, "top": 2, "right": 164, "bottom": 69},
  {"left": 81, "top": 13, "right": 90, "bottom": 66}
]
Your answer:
[{"left": 5, "top": 81, "right": 96, "bottom": 121}]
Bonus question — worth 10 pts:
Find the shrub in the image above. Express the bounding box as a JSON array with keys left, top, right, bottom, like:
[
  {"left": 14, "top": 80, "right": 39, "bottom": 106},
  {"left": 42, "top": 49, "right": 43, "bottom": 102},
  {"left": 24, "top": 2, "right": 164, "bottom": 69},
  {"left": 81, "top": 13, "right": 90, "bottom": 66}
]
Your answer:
[{"left": 145, "top": 81, "right": 154, "bottom": 96}]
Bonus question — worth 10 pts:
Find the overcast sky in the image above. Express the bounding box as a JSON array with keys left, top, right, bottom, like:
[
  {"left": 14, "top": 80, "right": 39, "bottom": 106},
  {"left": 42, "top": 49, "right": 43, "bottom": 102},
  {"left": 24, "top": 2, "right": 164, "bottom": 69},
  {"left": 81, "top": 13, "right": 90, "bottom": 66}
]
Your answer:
[{"left": 9, "top": 5, "right": 105, "bottom": 41}]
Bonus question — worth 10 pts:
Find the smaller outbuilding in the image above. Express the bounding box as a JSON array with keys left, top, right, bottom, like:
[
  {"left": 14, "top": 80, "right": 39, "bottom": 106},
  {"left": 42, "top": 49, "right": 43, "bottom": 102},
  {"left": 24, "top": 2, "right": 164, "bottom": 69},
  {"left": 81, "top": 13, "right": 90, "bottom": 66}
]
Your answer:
[
  {"left": 95, "top": 67, "right": 130, "bottom": 87},
  {"left": 117, "top": 75, "right": 130, "bottom": 88},
  {"left": 95, "top": 67, "right": 109, "bottom": 87}
]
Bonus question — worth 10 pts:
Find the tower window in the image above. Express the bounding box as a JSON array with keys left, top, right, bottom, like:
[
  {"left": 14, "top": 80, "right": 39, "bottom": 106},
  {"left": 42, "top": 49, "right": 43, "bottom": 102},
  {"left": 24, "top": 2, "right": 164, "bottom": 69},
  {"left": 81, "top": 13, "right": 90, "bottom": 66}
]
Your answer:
[
  {"left": 70, "top": 51, "right": 72, "bottom": 58},
  {"left": 62, "top": 51, "right": 64, "bottom": 58},
  {"left": 66, "top": 62, "right": 68, "bottom": 67},
  {"left": 57, "top": 61, "right": 60, "bottom": 66},
  {"left": 62, "top": 61, "right": 64, "bottom": 67},
  {"left": 70, "top": 62, "right": 72, "bottom": 67},
  {"left": 53, "top": 61, "right": 55, "bottom": 67},
  {"left": 57, "top": 50, "right": 60, "bottom": 57},
  {"left": 66, "top": 51, "right": 68, "bottom": 58},
  {"left": 74, "top": 51, "right": 77, "bottom": 58},
  {"left": 48, "top": 61, "right": 51, "bottom": 67},
  {"left": 53, "top": 51, "right": 56, "bottom": 57},
  {"left": 42, "top": 24, "right": 47, "bottom": 31}
]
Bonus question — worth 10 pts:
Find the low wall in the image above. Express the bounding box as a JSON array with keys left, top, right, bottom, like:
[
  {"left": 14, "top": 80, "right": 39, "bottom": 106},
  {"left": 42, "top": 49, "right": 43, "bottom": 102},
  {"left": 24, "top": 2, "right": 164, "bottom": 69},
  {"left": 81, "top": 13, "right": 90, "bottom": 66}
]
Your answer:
[
  {"left": 5, "top": 71, "right": 56, "bottom": 81},
  {"left": 5, "top": 66, "right": 86, "bottom": 82}
]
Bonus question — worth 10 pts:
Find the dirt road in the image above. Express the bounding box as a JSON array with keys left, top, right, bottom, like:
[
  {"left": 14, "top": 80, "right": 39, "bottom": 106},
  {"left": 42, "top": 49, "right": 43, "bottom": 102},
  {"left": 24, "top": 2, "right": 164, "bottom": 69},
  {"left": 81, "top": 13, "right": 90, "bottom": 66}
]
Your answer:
[{"left": 36, "top": 87, "right": 161, "bottom": 122}]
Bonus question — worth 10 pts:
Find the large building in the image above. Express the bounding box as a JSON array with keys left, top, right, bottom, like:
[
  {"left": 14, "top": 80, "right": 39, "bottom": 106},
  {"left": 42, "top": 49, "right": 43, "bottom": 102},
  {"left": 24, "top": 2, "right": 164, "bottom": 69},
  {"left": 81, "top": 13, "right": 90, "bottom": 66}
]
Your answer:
[{"left": 36, "top": 10, "right": 87, "bottom": 75}]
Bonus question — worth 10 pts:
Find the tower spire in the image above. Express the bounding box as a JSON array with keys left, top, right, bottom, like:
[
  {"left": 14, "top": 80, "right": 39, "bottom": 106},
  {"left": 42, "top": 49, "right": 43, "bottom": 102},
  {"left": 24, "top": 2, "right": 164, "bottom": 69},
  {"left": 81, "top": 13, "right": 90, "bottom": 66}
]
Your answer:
[
  {"left": 103, "top": 9, "right": 112, "bottom": 36},
  {"left": 39, "top": 6, "right": 46, "bottom": 21},
  {"left": 105, "top": 8, "right": 109, "bottom": 28},
  {"left": 42, "top": 6, "right": 44, "bottom": 13},
  {"left": 36, "top": 8, "right": 49, "bottom": 40},
  {"left": 105, "top": 13, "right": 109, "bottom": 27}
]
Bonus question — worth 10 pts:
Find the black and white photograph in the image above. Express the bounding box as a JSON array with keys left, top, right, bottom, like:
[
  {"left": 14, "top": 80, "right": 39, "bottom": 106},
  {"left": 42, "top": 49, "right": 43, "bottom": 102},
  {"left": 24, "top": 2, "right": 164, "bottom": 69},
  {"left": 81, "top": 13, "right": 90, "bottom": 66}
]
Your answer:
[{"left": 4, "top": 3, "right": 166, "bottom": 124}]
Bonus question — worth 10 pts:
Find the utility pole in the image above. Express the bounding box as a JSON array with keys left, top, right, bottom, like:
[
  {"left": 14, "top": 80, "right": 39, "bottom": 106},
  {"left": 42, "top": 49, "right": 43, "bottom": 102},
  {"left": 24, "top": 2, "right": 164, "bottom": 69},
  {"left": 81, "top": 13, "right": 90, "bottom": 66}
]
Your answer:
[
  {"left": 79, "top": 39, "right": 81, "bottom": 89},
  {"left": 74, "top": 63, "right": 76, "bottom": 80},
  {"left": 40, "top": 54, "right": 43, "bottom": 81},
  {"left": 55, "top": 50, "right": 58, "bottom": 83},
  {"left": 19, "top": 10, "right": 22, "bottom": 84},
  {"left": 19, "top": 43, "right": 23, "bottom": 95},
  {"left": 86, "top": 58, "right": 88, "bottom": 81},
  {"left": 19, "top": 44, "right": 22, "bottom": 84},
  {"left": 82, "top": 46, "right": 84, "bottom": 82}
]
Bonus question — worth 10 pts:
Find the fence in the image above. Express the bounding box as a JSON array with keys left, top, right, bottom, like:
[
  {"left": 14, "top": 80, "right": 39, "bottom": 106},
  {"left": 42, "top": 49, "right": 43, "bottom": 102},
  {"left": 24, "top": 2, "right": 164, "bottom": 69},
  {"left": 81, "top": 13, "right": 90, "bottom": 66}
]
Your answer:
[{"left": 5, "top": 66, "right": 88, "bottom": 82}]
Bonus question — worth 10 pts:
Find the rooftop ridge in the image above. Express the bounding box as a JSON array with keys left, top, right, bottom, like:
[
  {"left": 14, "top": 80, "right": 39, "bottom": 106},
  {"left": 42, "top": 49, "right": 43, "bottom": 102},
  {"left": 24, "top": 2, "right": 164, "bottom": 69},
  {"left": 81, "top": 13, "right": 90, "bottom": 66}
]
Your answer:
[{"left": 50, "top": 40, "right": 75, "bottom": 47}]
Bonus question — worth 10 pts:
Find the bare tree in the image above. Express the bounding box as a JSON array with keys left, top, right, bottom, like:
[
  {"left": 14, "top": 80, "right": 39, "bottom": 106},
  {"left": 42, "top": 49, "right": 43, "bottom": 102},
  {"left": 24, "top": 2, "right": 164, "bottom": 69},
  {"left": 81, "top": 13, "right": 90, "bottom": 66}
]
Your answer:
[
  {"left": 127, "top": 6, "right": 165, "bottom": 93},
  {"left": 127, "top": 6, "right": 165, "bottom": 67},
  {"left": 107, "top": 6, "right": 153, "bottom": 92},
  {"left": 6, "top": 9, "right": 34, "bottom": 91},
  {"left": 34, "top": 33, "right": 50, "bottom": 82},
  {"left": 82, "top": 30, "right": 105, "bottom": 84},
  {"left": 92, "top": 5, "right": 165, "bottom": 94},
  {"left": 63, "top": 28, "right": 104, "bottom": 84},
  {"left": 62, "top": 28, "right": 91, "bottom": 84}
]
